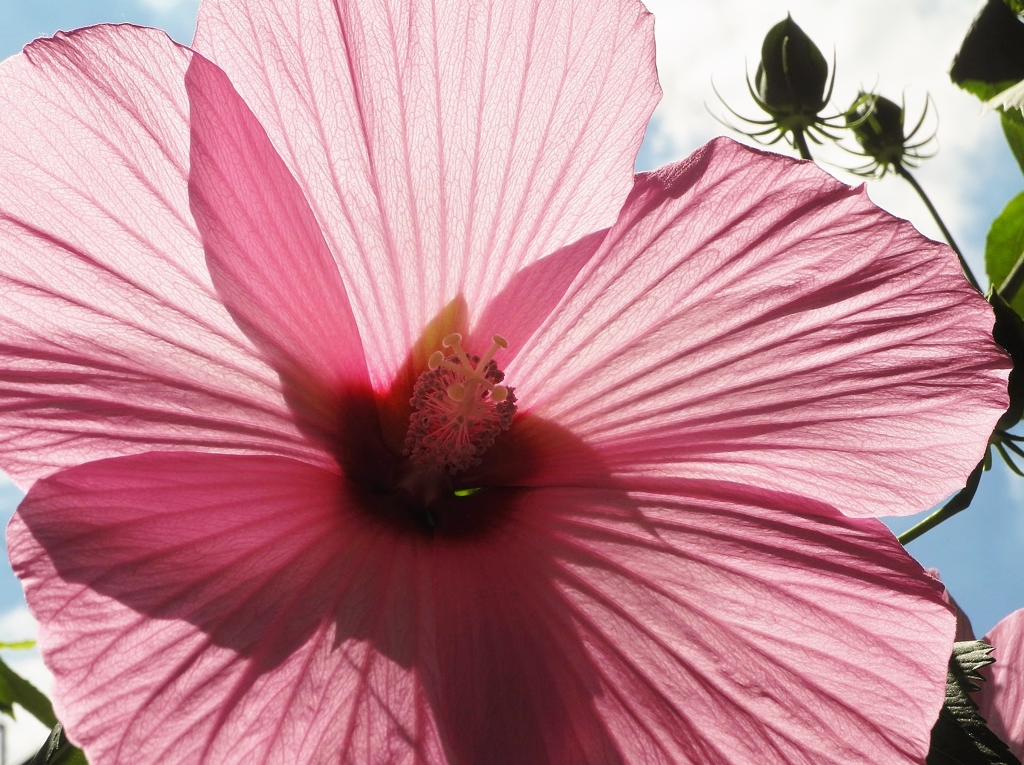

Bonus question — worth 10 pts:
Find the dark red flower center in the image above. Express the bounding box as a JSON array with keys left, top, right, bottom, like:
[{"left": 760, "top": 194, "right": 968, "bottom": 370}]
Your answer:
[{"left": 336, "top": 332, "right": 527, "bottom": 538}]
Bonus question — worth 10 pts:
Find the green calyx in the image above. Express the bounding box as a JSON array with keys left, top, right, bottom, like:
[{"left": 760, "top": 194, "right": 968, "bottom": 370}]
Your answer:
[
  {"left": 848, "top": 94, "right": 907, "bottom": 167},
  {"left": 754, "top": 15, "right": 830, "bottom": 130}
]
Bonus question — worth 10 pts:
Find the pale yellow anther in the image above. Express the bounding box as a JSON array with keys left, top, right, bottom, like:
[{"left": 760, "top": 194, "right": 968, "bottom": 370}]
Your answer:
[
  {"left": 406, "top": 328, "right": 516, "bottom": 473},
  {"left": 477, "top": 335, "right": 508, "bottom": 372},
  {"left": 441, "top": 333, "right": 473, "bottom": 368},
  {"left": 426, "top": 332, "right": 510, "bottom": 404}
]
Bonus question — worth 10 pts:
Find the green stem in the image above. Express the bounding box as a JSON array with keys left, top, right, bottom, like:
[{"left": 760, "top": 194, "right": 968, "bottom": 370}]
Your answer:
[
  {"left": 792, "top": 129, "right": 813, "bottom": 161},
  {"left": 897, "top": 459, "right": 984, "bottom": 545},
  {"left": 895, "top": 163, "right": 982, "bottom": 293},
  {"left": 999, "top": 248, "right": 1024, "bottom": 304}
]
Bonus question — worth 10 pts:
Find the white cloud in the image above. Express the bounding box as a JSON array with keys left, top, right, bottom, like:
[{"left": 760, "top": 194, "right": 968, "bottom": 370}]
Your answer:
[
  {"left": 0, "top": 606, "right": 51, "bottom": 764},
  {"left": 642, "top": 0, "right": 1011, "bottom": 283}
]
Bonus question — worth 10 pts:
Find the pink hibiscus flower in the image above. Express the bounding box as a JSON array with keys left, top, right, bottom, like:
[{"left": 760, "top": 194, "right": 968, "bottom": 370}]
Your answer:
[{"left": 0, "top": 0, "right": 1009, "bottom": 762}]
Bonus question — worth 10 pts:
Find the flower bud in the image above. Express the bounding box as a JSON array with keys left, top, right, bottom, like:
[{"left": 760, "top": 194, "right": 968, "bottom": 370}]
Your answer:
[
  {"left": 848, "top": 94, "right": 907, "bottom": 167},
  {"left": 754, "top": 15, "right": 830, "bottom": 130}
]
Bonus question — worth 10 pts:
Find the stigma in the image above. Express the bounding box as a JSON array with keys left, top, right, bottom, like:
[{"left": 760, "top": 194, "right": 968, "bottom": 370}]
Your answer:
[{"left": 404, "top": 333, "right": 517, "bottom": 474}]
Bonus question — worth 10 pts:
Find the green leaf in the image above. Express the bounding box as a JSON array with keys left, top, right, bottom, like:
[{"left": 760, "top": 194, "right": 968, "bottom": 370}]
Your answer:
[
  {"left": 952, "top": 0, "right": 1024, "bottom": 99},
  {"left": 0, "top": 655, "right": 56, "bottom": 728},
  {"left": 926, "top": 640, "right": 1020, "bottom": 764},
  {"left": 960, "top": 79, "right": 1021, "bottom": 101},
  {"left": 986, "top": 192, "right": 1024, "bottom": 310},
  {"left": 949, "top": 641, "right": 997, "bottom": 699},
  {"left": 1002, "top": 109, "right": 1024, "bottom": 176},
  {"left": 25, "top": 724, "right": 88, "bottom": 765}
]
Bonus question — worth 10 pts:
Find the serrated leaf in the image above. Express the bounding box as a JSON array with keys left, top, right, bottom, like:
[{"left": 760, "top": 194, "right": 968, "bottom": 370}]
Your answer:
[
  {"left": 952, "top": 0, "right": 1024, "bottom": 99},
  {"left": 927, "top": 640, "right": 1020, "bottom": 764},
  {"left": 0, "top": 655, "right": 56, "bottom": 729},
  {"left": 25, "top": 724, "right": 88, "bottom": 765},
  {"left": 1002, "top": 109, "right": 1024, "bottom": 176},
  {"left": 949, "top": 641, "right": 996, "bottom": 698}
]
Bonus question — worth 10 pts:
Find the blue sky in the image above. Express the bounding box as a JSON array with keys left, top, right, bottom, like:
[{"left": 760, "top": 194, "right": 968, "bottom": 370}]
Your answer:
[
  {"left": 0, "top": 0, "right": 1021, "bottom": 692},
  {"left": 4, "top": 0, "right": 199, "bottom": 47}
]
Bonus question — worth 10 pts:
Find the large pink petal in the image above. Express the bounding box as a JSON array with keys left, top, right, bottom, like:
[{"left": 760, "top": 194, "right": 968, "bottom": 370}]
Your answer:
[
  {"left": 537, "top": 478, "right": 954, "bottom": 763},
  {"left": 0, "top": 26, "right": 334, "bottom": 486},
  {"left": 511, "top": 138, "right": 1009, "bottom": 517},
  {"left": 193, "top": 0, "right": 660, "bottom": 386},
  {"left": 10, "top": 453, "right": 443, "bottom": 764},
  {"left": 12, "top": 451, "right": 951, "bottom": 763},
  {"left": 978, "top": 609, "right": 1024, "bottom": 758},
  {"left": 185, "top": 51, "right": 373, "bottom": 442}
]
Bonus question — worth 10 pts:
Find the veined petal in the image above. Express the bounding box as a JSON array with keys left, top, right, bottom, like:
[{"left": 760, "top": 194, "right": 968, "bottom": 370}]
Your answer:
[
  {"left": 928, "top": 568, "right": 977, "bottom": 642},
  {"left": 512, "top": 138, "right": 1009, "bottom": 517},
  {"left": 535, "top": 479, "right": 952, "bottom": 764},
  {"left": 186, "top": 51, "right": 373, "bottom": 439},
  {"left": 10, "top": 453, "right": 445, "bottom": 764},
  {"left": 0, "top": 26, "right": 336, "bottom": 487},
  {"left": 12, "top": 453, "right": 951, "bottom": 764},
  {"left": 472, "top": 229, "right": 605, "bottom": 357},
  {"left": 193, "top": 0, "right": 660, "bottom": 386},
  {"left": 978, "top": 609, "right": 1024, "bottom": 758}
]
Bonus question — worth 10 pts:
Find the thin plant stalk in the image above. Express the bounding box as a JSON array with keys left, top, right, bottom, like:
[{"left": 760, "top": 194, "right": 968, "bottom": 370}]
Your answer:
[
  {"left": 998, "top": 248, "right": 1024, "bottom": 304},
  {"left": 792, "top": 128, "right": 813, "bottom": 160},
  {"left": 897, "top": 460, "right": 984, "bottom": 545},
  {"left": 895, "top": 163, "right": 982, "bottom": 293}
]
